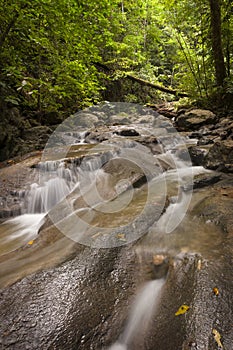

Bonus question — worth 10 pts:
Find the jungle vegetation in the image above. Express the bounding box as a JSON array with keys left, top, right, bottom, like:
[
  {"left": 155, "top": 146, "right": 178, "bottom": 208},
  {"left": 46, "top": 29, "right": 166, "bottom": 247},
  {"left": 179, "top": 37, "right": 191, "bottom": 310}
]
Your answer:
[{"left": 0, "top": 0, "right": 232, "bottom": 115}]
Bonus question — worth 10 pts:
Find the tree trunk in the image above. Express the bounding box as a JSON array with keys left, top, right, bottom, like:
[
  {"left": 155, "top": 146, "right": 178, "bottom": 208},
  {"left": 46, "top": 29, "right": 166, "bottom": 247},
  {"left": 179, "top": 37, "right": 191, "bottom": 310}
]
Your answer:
[
  {"left": 0, "top": 12, "right": 19, "bottom": 48},
  {"left": 209, "top": 0, "right": 226, "bottom": 86}
]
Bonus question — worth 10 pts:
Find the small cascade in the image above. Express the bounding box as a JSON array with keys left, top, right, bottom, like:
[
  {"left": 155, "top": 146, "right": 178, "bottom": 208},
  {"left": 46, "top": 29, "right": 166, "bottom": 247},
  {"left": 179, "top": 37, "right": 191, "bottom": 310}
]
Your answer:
[
  {"left": 27, "top": 178, "right": 71, "bottom": 213},
  {"left": 25, "top": 150, "right": 116, "bottom": 214},
  {"left": 56, "top": 130, "right": 88, "bottom": 145},
  {"left": 109, "top": 278, "right": 165, "bottom": 349},
  {"left": 75, "top": 131, "right": 87, "bottom": 144},
  {"left": 155, "top": 192, "right": 191, "bottom": 234},
  {"left": 79, "top": 152, "right": 111, "bottom": 172},
  {"left": 26, "top": 160, "right": 77, "bottom": 214}
]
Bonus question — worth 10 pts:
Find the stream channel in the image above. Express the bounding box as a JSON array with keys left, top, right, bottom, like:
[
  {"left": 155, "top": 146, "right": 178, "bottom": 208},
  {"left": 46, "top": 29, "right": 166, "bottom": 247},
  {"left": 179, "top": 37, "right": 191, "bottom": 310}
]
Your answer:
[{"left": 0, "top": 103, "right": 232, "bottom": 350}]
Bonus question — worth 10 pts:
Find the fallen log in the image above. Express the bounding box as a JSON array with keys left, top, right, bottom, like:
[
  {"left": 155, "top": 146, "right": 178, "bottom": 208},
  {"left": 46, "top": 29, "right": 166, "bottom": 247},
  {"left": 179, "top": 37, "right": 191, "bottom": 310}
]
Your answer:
[
  {"left": 126, "top": 74, "right": 189, "bottom": 98},
  {"left": 94, "top": 62, "right": 189, "bottom": 98}
]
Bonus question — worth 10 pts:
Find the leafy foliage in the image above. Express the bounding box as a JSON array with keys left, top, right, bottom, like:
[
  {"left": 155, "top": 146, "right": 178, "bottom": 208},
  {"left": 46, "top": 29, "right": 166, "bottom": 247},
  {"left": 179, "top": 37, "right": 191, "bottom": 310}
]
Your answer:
[{"left": 0, "top": 0, "right": 232, "bottom": 114}]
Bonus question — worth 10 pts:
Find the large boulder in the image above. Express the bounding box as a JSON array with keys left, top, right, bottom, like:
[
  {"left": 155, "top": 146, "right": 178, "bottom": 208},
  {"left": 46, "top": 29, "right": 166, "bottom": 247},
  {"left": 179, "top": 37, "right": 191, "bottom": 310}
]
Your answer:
[
  {"left": 204, "top": 140, "right": 233, "bottom": 172},
  {"left": 187, "top": 146, "right": 208, "bottom": 166},
  {"left": 176, "top": 109, "right": 217, "bottom": 131},
  {"left": 72, "top": 113, "right": 100, "bottom": 128}
]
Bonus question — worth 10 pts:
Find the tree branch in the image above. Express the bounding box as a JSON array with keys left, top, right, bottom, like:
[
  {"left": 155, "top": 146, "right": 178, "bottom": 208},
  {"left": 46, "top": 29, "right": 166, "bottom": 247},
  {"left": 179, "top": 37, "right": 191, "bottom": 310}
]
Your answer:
[
  {"left": 94, "top": 62, "right": 189, "bottom": 98},
  {"left": 125, "top": 74, "right": 189, "bottom": 98}
]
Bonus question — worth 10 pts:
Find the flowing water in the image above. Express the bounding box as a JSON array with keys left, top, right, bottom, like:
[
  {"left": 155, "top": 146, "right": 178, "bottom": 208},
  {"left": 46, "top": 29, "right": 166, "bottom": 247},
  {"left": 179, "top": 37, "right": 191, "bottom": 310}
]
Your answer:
[
  {"left": 0, "top": 120, "right": 216, "bottom": 259},
  {"left": 109, "top": 279, "right": 165, "bottom": 350},
  {"left": 0, "top": 109, "right": 223, "bottom": 347},
  {"left": 0, "top": 214, "right": 44, "bottom": 256}
]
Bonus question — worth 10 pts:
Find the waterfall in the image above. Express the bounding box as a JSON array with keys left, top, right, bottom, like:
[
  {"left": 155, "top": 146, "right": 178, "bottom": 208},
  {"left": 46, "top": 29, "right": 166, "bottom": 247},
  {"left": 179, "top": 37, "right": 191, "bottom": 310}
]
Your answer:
[
  {"left": 26, "top": 160, "right": 76, "bottom": 214},
  {"left": 25, "top": 150, "right": 116, "bottom": 214},
  {"left": 27, "top": 178, "right": 71, "bottom": 213},
  {"left": 109, "top": 278, "right": 165, "bottom": 349}
]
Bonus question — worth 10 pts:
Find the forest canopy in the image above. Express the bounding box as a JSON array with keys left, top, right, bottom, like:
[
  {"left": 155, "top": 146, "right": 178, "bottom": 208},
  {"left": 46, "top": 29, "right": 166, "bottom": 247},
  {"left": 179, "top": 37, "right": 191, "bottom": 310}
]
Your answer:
[{"left": 0, "top": 0, "right": 232, "bottom": 114}]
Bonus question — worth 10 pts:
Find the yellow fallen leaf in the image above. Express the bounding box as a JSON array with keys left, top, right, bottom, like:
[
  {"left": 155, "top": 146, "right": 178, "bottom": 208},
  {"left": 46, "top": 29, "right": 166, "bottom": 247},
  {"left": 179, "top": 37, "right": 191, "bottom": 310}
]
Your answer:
[
  {"left": 27, "top": 240, "right": 34, "bottom": 245},
  {"left": 153, "top": 255, "right": 165, "bottom": 265},
  {"left": 213, "top": 287, "right": 219, "bottom": 296},
  {"left": 175, "top": 304, "right": 190, "bottom": 316},
  {"left": 212, "top": 329, "right": 223, "bottom": 348},
  {"left": 197, "top": 259, "right": 202, "bottom": 270},
  {"left": 116, "top": 233, "right": 126, "bottom": 242}
]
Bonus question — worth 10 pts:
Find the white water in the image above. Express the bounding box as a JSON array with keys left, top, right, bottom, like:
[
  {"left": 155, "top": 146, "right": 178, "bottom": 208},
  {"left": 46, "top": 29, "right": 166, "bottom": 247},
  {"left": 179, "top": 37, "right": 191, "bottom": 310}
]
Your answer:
[
  {"left": 25, "top": 150, "right": 116, "bottom": 214},
  {"left": 153, "top": 165, "right": 210, "bottom": 234},
  {"left": 27, "top": 178, "right": 71, "bottom": 213},
  {"left": 0, "top": 214, "right": 44, "bottom": 255},
  {"left": 25, "top": 160, "right": 77, "bottom": 214},
  {"left": 109, "top": 278, "right": 165, "bottom": 349}
]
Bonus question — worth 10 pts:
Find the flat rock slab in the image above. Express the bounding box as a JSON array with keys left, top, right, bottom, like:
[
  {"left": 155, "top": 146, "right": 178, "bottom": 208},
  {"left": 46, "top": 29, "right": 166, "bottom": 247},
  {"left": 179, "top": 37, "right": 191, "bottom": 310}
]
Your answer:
[{"left": 0, "top": 246, "right": 145, "bottom": 350}]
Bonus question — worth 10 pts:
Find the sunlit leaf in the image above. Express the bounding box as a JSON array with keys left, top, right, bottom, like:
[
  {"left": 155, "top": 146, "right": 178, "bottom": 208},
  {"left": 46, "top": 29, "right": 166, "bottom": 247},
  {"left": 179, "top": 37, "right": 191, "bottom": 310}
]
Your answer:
[
  {"left": 212, "top": 329, "right": 223, "bottom": 348},
  {"left": 213, "top": 287, "right": 219, "bottom": 296},
  {"left": 175, "top": 304, "right": 190, "bottom": 316},
  {"left": 197, "top": 259, "right": 202, "bottom": 270},
  {"left": 27, "top": 240, "right": 34, "bottom": 245}
]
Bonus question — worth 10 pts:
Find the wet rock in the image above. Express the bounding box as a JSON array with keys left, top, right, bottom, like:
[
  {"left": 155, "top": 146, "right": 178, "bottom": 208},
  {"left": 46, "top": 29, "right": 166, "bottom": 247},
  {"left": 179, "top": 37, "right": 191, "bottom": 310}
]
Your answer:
[
  {"left": 109, "top": 114, "right": 130, "bottom": 125},
  {"left": 85, "top": 129, "right": 112, "bottom": 143},
  {"left": 114, "top": 129, "right": 140, "bottom": 137},
  {"left": 103, "top": 158, "right": 144, "bottom": 183},
  {"left": 197, "top": 137, "right": 215, "bottom": 146},
  {"left": 22, "top": 126, "right": 52, "bottom": 141},
  {"left": 193, "top": 173, "right": 222, "bottom": 189},
  {"left": 72, "top": 113, "right": 100, "bottom": 128},
  {"left": 157, "top": 108, "right": 177, "bottom": 120},
  {"left": 146, "top": 253, "right": 233, "bottom": 350},
  {"left": 0, "top": 245, "right": 143, "bottom": 350},
  {"left": 41, "top": 111, "right": 64, "bottom": 126},
  {"left": 137, "top": 115, "right": 155, "bottom": 124},
  {"left": 191, "top": 178, "right": 233, "bottom": 233},
  {"left": 176, "top": 109, "right": 217, "bottom": 131},
  {"left": 135, "top": 250, "right": 170, "bottom": 280},
  {"left": 182, "top": 173, "right": 223, "bottom": 192},
  {"left": 189, "top": 131, "right": 203, "bottom": 139},
  {"left": 204, "top": 140, "right": 233, "bottom": 172},
  {"left": 138, "top": 136, "right": 161, "bottom": 155},
  {"left": 0, "top": 202, "right": 21, "bottom": 219},
  {"left": 188, "top": 146, "right": 208, "bottom": 166},
  {"left": 0, "top": 153, "right": 41, "bottom": 218}
]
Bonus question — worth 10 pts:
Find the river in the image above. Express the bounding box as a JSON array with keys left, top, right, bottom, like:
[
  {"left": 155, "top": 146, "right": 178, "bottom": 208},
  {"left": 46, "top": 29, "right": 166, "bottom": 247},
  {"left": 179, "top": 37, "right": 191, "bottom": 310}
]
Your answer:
[{"left": 0, "top": 103, "right": 232, "bottom": 350}]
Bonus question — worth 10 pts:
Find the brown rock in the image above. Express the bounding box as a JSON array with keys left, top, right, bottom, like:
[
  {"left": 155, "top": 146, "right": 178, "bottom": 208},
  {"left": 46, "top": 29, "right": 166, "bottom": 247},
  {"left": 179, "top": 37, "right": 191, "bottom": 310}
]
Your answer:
[
  {"left": 204, "top": 140, "right": 233, "bottom": 172},
  {"left": 176, "top": 109, "right": 217, "bottom": 131}
]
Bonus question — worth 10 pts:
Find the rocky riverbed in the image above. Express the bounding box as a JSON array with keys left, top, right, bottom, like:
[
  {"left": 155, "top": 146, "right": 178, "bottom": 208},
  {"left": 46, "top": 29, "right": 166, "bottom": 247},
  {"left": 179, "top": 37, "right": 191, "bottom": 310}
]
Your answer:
[{"left": 0, "top": 103, "right": 232, "bottom": 349}]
